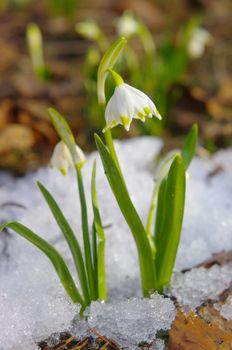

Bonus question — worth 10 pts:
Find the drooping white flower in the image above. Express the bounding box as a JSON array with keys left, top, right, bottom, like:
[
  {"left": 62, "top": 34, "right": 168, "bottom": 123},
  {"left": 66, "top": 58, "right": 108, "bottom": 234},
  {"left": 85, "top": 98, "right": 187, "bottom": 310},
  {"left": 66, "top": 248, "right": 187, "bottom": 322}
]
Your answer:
[
  {"left": 188, "top": 28, "right": 212, "bottom": 59},
  {"left": 50, "top": 141, "right": 86, "bottom": 175},
  {"left": 104, "top": 70, "right": 161, "bottom": 132},
  {"left": 116, "top": 12, "right": 139, "bottom": 37},
  {"left": 76, "top": 21, "right": 102, "bottom": 41}
]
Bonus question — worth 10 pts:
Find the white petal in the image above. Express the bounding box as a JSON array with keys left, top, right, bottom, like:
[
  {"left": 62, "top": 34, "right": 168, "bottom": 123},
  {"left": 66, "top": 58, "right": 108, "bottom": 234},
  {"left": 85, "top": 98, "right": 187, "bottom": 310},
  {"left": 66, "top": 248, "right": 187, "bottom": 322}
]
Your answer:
[
  {"left": 75, "top": 145, "right": 86, "bottom": 167},
  {"left": 125, "top": 83, "right": 161, "bottom": 120},
  {"left": 50, "top": 141, "right": 73, "bottom": 175},
  {"left": 105, "top": 84, "right": 134, "bottom": 130}
]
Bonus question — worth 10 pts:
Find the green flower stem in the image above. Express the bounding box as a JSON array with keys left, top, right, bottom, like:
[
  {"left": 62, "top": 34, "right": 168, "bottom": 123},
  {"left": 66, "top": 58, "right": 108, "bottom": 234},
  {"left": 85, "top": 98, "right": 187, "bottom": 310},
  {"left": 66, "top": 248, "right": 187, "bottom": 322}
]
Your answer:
[
  {"left": 104, "top": 129, "right": 121, "bottom": 171},
  {"left": 75, "top": 165, "right": 97, "bottom": 300},
  {"left": 97, "top": 37, "right": 127, "bottom": 105},
  {"left": 91, "top": 160, "right": 106, "bottom": 301},
  {"left": 91, "top": 222, "right": 98, "bottom": 294}
]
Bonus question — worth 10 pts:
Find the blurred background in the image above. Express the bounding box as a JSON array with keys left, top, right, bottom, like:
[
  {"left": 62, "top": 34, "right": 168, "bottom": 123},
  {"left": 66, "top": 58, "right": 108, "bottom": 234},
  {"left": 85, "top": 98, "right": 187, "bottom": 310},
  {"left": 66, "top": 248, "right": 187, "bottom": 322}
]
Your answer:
[{"left": 0, "top": 0, "right": 231, "bottom": 174}]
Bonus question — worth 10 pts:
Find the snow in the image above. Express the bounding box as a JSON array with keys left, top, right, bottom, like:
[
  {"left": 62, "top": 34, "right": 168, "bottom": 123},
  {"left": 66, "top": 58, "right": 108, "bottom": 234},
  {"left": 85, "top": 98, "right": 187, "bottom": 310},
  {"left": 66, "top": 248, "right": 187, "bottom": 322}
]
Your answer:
[
  {"left": 1, "top": 136, "right": 232, "bottom": 349},
  {"left": 86, "top": 294, "right": 175, "bottom": 349},
  {"left": 171, "top": 264, "right": 232, "bottom": 310}
]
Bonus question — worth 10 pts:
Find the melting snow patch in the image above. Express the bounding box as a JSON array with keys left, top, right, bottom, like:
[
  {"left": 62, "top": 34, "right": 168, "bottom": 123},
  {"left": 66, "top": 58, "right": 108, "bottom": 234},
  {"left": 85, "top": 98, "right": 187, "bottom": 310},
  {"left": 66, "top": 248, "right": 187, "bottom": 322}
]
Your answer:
[
  {"left": 171, "top": 264, "right": 232, "bottom": 310},
  {"left": 86, "top": 294, "right": 175, "bottom": 349}
]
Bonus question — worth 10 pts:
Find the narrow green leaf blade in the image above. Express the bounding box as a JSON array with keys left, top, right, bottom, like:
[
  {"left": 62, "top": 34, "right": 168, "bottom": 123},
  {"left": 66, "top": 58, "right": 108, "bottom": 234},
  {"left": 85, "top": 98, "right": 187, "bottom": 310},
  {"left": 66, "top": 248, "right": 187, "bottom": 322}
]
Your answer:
[
  {"left": 0, "top": 221, "right": 84, "bottom": 306},
  {"left": 91, "top": 221, "right": 98, "bottom": 294},
  {"left": 37, "top": 181, "right": 90, "bottom": 305},
  {"left": 155, "top": 154, "right": 186, "bottom": 291},
  {"left": 146, "top": 152, "right": 176, "bottom": 236},
  {"left": 154, "top": 177, "right": 167, "bottom": 246},
  {"left": 95, "top": 134, "right": 156, "bottom": 295},
  {"left": 181, "top": 124, "right": 198, "bottom": 170},
  {"left": 76, "top": 167, "right": 97, "bottom": 301},
  {"left": 91, "top": 160, "right": 106, "bottom": 301}
]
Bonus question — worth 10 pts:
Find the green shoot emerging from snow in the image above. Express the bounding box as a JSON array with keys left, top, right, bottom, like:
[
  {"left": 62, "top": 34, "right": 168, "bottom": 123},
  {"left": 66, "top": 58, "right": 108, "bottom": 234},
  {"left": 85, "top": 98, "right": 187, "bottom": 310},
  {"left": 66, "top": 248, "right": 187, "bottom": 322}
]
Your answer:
[{"left": 0, "top": 37, "right": 198, "bottom": 309}]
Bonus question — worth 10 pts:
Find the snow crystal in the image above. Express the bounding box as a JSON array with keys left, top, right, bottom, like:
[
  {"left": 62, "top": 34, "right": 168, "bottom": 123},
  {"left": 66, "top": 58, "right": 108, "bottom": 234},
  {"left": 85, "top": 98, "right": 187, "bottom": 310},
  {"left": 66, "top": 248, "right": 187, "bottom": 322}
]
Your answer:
[
  {"left": 86, "top": 294, "right": 175, "bottom": 349},
  {"left": 171, "top": 264, "right": 232, "bottom": 310},
  {"left": 1, "top": 136, "right": 232, "bottom": 349},
  {"left": 215, "top": 295, "right": 232, "bottom": 321}
]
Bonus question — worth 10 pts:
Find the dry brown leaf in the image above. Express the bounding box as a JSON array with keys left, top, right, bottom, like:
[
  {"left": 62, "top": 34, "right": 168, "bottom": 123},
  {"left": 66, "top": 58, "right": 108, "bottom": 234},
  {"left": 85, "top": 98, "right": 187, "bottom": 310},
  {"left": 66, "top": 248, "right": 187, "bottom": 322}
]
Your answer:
[
  {"left": 0, "top": 124, "right": 35, "bottom": 153},
  {"left": 168, "top": 311, "right": 232, "bottom": 350}
]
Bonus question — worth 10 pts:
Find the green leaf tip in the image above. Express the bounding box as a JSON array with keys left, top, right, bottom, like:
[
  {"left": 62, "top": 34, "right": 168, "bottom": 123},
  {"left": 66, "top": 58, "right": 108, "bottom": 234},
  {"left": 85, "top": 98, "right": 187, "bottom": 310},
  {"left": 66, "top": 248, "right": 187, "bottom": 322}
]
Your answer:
[
  {"left": 0, "top": 222, "right": 9, "bottom": 233},
  {"left": 0, "top": 220, "right": 85, "bottom": 305}
]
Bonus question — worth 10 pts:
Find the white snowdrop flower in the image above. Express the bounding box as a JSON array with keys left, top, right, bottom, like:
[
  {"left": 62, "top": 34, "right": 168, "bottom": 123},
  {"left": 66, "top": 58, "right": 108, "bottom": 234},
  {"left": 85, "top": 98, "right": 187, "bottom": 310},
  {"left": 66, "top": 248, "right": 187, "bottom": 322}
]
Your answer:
[
  {"left": 188, "top": 28, "right": 212, "bottom": 59},
  {"left": 104, "top": 69, "right": 161, "bottom": 132},
  {"left": 76, "top": 21, "right": 102, "bottom": 41},
  {"left": 116, "top": 12, "right": 139, "bottom": 37},
  {"left": 50, "top": 141, "right": 86, "bottom": 175}
]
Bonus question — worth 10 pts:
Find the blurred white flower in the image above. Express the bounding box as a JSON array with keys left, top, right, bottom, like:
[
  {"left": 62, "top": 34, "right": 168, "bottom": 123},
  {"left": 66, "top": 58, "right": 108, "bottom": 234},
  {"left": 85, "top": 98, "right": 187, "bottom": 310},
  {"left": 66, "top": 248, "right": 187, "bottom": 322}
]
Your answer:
[
  {"left": 50, "top": 141, "right": 86, "bottom": 175},
  {"left": 76, "top": 21, "right": 102, "bottom": 41},
  {"left": 104, "top": 74, "right": 161, "bottom": 132},
  {"left": 188, "top": 28, "right": 212, "bottom": 59},
  {"left": 116, "top": 12, "right": 139, "bottom": 37}
]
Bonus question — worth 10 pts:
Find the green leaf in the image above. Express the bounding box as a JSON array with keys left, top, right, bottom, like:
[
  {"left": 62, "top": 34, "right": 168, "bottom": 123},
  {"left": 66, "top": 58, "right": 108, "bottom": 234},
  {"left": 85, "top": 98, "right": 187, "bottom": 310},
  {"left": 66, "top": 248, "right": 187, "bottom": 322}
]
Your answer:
[
  {"left": 97, "top": 37, "right": 127, "bottom": 104},
  {"left": 95, "top": 134, "right": 156, "bottom": 295},
  {"left": 48, "top": 108, "right": 79, "bottom": 166},
  {"left": 37, "top": 181, "right": 90, "bottom": 305},
  {"left": 146, "top": 152, "right": 176, "bottom": 236},
  {"left": 76, "top": 166, "right": 97, "bottom": 301},
  {"left": 153, "top": 178, "right": 167, "bottom": 247},
  {"left": 154, "top": 154, "right": 186, "bottom": 292},
  {"left": 91, "top": 160, "right": 106, "bottom": 301},
  {"left": 91, "top": 221, "right": 98, "bottom": 294},
  {"left": 26, "top": 23, "right": 50, "bottom": 82},
  {"left": 0, "top": 221, "right": 84, "bottom": 306},
  {"left": 181, "top": 124, "right": 198, "bottom": 169}
]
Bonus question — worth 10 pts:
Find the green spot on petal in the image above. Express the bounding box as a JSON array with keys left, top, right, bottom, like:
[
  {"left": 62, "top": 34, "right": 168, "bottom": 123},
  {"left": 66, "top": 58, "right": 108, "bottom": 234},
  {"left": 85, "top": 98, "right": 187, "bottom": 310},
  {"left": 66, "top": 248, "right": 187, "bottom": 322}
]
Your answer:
[
  {"left": 143, "top": 106, "right": 151, "bottom": 115},
  {"left": 59, "top": 167, "right": 67, "bottom": 176},
  {"left": 120, "top": 115, "right": 130, "bottom": 125},
  {"left": 137, "top": 112, "right": 146, "bottom": 121},
  {"left": 111, "top": 119, "right": 118, "bottom": 127},
  {"left": 120, "top": 115, "right": 131, "bottom": 131},
  {"left": 155, "top": 109, "right": 162, "bottom": 120}
]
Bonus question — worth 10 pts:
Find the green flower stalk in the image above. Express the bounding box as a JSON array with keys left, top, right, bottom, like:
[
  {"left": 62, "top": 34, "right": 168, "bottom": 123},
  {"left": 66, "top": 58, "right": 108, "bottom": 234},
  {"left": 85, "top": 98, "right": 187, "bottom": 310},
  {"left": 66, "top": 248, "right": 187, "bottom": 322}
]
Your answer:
[{"left": 97, "top": 36, "right": 127, "bottom": 105}]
